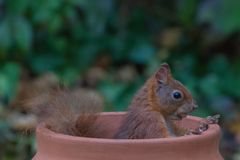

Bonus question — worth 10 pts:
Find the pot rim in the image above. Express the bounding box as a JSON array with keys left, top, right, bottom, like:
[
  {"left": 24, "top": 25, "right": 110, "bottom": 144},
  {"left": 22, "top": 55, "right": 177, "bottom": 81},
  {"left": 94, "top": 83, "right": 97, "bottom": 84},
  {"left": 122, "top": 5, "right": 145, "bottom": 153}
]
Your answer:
[{"left": 36, "top": 112, "right": 221, "bottom": 144}]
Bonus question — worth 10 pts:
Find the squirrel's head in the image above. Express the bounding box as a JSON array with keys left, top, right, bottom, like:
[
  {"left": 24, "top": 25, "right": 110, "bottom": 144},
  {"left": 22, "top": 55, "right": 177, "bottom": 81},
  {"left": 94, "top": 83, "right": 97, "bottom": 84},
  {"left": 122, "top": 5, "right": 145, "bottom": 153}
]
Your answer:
[{"left": 154, "top": 63, "right": 197, "bottom": 120}]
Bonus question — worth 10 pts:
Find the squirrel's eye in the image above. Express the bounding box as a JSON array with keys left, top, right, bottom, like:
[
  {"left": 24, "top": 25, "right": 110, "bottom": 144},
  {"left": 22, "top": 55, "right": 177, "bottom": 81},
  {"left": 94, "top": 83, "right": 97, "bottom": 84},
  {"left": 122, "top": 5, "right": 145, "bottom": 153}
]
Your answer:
[{"left": 172, "top": 90, "right": 183, "bottom": 100}]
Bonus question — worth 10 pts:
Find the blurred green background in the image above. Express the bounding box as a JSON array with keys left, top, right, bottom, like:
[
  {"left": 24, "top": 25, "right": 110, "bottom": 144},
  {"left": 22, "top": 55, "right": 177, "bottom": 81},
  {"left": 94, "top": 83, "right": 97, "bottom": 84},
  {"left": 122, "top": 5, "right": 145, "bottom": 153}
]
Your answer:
[{"left": 0, "top": 0, "right": 240, "bottom": 159}]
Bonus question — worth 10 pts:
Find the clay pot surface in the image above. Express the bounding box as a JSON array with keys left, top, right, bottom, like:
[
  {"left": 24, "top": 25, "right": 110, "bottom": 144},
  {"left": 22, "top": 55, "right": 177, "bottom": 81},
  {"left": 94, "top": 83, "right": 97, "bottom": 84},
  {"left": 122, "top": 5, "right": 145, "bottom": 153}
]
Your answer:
[{"left": 32, "top": 112, "right": 223, "bottom": 160}]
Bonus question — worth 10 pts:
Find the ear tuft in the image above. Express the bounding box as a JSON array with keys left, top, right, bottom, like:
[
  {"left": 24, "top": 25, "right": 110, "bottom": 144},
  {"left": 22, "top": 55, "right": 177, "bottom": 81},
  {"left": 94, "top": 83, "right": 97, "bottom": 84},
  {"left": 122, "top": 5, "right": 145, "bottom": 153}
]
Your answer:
[
  {"left": 155, "top": 63, "right": 171, "bottom": 84},
  {"left": 161, "top": 63, "right": 170, "bottom": 70}
]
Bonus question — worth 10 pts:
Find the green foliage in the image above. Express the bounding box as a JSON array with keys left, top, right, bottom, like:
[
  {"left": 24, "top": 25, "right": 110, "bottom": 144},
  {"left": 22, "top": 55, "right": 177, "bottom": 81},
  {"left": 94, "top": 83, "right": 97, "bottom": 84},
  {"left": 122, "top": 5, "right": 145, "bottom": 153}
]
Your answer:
[
  {"left": 0, "top": 63, "right": 20, "bottom": 102},
  {"left": 0, "top": 0, "right": 239, "bottom": 159},
  {"left": 198, "top": 0, "right": 240, "bottom": 33},
  {"left": 178, "top": 0, "right": 199, "bottom": 27}
]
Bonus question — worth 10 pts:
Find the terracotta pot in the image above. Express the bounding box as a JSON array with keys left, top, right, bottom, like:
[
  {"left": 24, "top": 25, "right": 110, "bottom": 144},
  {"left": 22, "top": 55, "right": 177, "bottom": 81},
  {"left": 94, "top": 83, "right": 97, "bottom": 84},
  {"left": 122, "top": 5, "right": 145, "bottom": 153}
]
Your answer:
[{"left": 32, "top": 112, "right": 223, "bottom": 160}]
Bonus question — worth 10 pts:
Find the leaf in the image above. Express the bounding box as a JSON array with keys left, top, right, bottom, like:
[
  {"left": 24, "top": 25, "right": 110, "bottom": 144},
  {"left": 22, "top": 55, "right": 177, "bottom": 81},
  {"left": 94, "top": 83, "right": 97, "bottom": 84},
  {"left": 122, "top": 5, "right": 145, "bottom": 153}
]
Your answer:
[
  {"left": 47, "top": 15, "right": 62, "bottom": 34},
  {"left": 0, "top": 63, "right": 20, "bottom": 101},
  {"left": 78, "top": 0, "right": 113, "bottom": 37},
  {"left": 199, "top": 74, "right": 220, "bottom": 97},
  {"left": 0, "top": 74, "right": 9, "bottom": 98},
  {"left": 6, "top": 0, "right": 30, "bottom": 14},
  {"left": 115, "top": 78, "right": 144, "bottom": 111},
  {"left": 129, "top": 41, "right": 156, "bottom": 64},
  {"left": 13, "top": 17, "right": 33, "bottom": 52},
  {"left": 221, "top": 72, "right": 240, "bottom": 98},
  {"left": 30, "top": 0, "right": 61, "bottom": 23},
  {"left": 98, "top": 81, "right": 127, "bottom": 111},
  {"left": 197, "top": 0, "right": 240, "bottom": 34},
  {"left": 178, "top": 0, "right": 199, "bottom": 27},
  {"left": 73, "top": 46, "right": 99, "bottom": 71},
  {"left": 0, "top": 19, "right": 12, "bottom": 51},
  {"left": 207, "top": 54, "right": 229, "bottom": 75},
  {"left": 58, "top": 67, "right": 79, "bottom": 85},
  {"left": 28, "top": 54, "right": 65, "bottom": 74},
  {"left": 0, "top": 122, "right": 15, "bottom": 143}
]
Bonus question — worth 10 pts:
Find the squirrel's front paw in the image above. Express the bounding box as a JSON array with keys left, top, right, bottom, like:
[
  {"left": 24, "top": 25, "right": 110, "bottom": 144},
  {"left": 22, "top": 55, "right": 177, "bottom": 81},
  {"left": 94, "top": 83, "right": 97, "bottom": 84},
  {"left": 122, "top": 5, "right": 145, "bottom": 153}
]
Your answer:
[
  {"left": 186, "top": 122, "right": 209, "bottom": 135},
  {"left": 188, "top": 114, "right": 220, "bottom": 135},
  {"left": 206, "top": 114, "right": 220, "bottom": 124}
]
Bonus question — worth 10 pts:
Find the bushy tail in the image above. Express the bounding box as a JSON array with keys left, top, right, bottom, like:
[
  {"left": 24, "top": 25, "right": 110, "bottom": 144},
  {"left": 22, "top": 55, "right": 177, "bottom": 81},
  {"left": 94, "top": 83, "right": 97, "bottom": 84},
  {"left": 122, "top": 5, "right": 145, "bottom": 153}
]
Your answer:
[{"left": 25, "top": 87, "right": 104, "bottom": 137}]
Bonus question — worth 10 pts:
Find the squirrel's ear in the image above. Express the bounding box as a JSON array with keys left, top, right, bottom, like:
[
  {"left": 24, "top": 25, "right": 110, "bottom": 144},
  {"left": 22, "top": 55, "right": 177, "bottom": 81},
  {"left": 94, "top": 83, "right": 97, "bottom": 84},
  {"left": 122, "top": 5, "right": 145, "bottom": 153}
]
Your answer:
[{"left": 155, "top": 63, "right": 172, "bottom": 84}]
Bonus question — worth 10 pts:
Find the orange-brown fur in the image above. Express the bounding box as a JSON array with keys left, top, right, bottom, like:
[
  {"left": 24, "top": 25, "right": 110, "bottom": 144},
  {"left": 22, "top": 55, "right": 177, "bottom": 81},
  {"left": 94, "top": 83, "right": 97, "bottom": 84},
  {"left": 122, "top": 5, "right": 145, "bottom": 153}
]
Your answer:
[{"left": 27, "top": 88, "right": 106, "bottom": 137}]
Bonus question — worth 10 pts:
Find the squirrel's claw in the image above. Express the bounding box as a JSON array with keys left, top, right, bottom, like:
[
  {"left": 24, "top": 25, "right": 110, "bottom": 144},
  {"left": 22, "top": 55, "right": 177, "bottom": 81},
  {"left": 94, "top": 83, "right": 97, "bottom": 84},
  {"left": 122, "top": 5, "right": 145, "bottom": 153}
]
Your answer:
[
  {"left": 206, "top": 114, "right": 220, "bottom": 124},
  {"left": 186, "top": 122, "right": 209, "bottom": 135},
  {"left": 193, "top": 122, "right": 208, "bottom": 135}
]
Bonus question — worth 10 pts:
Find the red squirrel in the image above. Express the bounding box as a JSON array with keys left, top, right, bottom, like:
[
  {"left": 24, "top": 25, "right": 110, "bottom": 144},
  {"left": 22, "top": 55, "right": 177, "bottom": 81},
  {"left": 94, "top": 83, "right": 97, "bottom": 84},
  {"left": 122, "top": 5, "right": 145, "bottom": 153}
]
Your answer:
[
  {"left": 28, "top": 63, "right": 211, "bottom": 139},
  {"left": 115, "top": 63, "right": 197, "bottom": 138}
]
